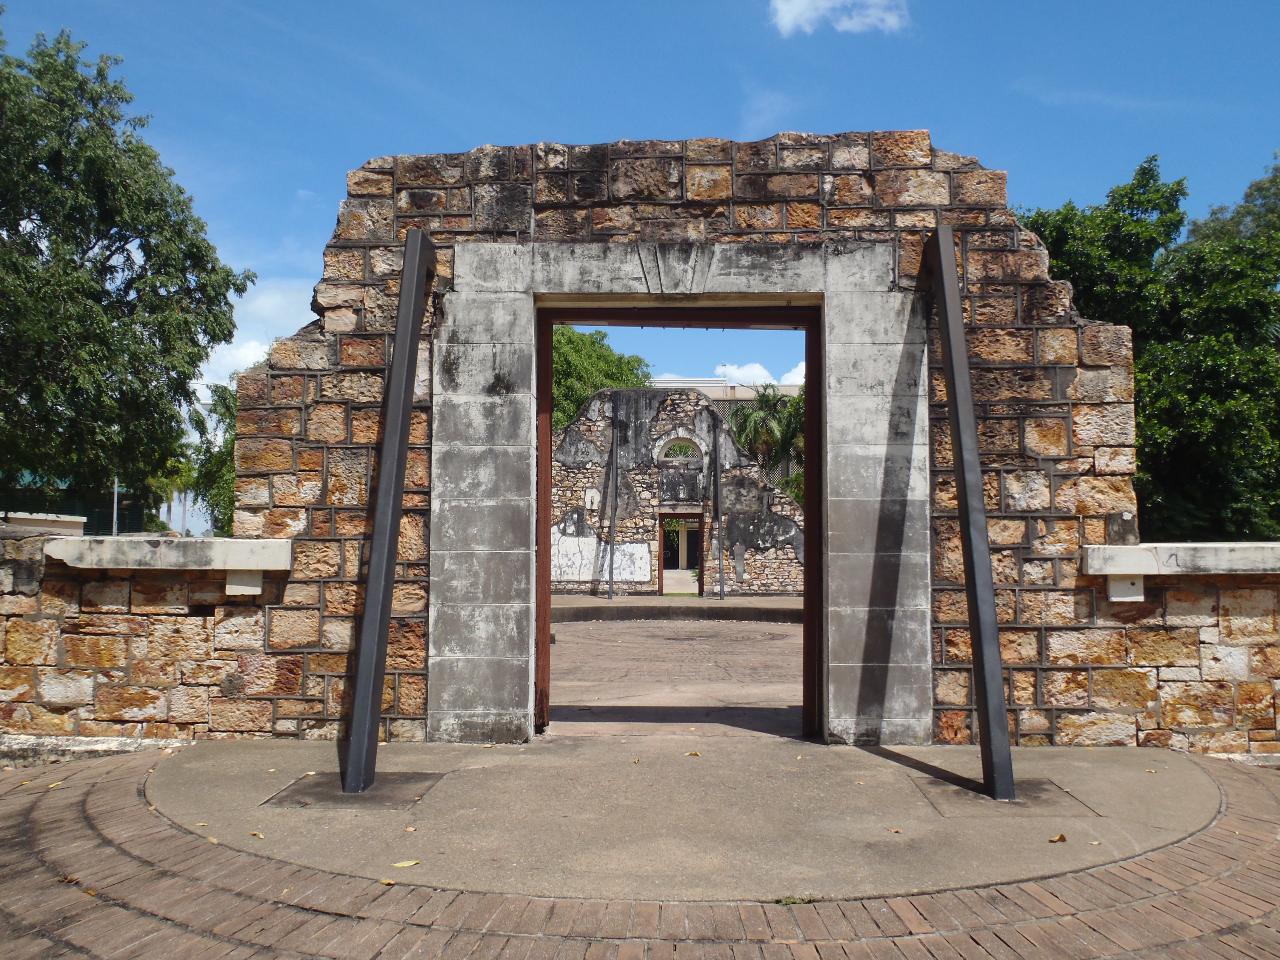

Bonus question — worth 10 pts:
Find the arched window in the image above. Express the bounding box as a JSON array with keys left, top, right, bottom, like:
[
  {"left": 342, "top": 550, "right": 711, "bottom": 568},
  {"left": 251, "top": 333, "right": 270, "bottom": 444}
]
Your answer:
[{"left": 657, "top": 437, "right": 702, "bottom": 462}]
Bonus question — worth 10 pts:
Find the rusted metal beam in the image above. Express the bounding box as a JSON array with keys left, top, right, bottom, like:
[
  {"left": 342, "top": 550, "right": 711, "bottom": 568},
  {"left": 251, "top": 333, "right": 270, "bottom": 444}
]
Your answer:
[
  {"left": 924, "top": 226, "right": 1016, "bottom": 801},
  {"left": 340, "top": 229, "right": 435, "bottom": 793}
]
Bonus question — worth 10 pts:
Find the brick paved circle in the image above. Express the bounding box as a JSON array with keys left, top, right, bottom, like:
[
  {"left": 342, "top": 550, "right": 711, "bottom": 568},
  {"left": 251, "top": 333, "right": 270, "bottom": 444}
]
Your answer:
[{"left": 4, "top": 751, "right": 1280, "bottom": 957}]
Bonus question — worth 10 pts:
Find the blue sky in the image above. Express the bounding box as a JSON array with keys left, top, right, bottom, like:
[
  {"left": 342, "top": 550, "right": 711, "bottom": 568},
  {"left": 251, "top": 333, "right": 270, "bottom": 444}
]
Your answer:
[{"left": 7, "top": 0, "right": 1279, "bottom": 388}]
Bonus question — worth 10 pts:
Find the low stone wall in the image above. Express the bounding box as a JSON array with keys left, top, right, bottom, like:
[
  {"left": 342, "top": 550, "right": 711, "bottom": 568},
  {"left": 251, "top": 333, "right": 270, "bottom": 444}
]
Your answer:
[
  {"left": 0, "top": 531, "right": 299, "bottom": 740},
  {"left": 933, "top": 574, "right": 1280, "bottom": 755}
]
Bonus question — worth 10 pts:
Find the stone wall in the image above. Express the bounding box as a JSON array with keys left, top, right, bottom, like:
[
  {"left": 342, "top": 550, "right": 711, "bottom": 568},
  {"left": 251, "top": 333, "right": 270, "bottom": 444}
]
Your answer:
[
  {"left": 9, "top": 128, "right": 1275, "bottom": 751},
  {"left": 549, "top": 388, "right": 803, "bottom": 595},
  {"left": 0, "top": 530, "right": 294, "bottom": 739},
  {"left": 935, "top": 576, "right": 1280, "bottom": 755}
]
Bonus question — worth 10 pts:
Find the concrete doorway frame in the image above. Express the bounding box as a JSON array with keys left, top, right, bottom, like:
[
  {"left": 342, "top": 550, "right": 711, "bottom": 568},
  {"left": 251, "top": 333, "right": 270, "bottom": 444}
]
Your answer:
[
  {"left": 429, "top": 242, "right": 931, "bottom": 746},
  {"left": 656, "top": 511, "right": 706, "bottom": 598},
  {"left": 537, "top": 305, "right": 823, "bottom": 736}
]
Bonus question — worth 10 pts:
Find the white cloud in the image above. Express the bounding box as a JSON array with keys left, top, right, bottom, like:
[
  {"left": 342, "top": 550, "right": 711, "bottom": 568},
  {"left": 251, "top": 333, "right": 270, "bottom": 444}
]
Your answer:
[
  {"left": 781, "top": 361, "right": 806, "bottom": 385},
  {"left": 715, "top": 362, "right": 777, "bottom": 385},
  {"left": 771, "top": 0, "right": 909, "bottom": 36},
  {"left": 199, "top": 276, "right": 315, "bottom": 386}
]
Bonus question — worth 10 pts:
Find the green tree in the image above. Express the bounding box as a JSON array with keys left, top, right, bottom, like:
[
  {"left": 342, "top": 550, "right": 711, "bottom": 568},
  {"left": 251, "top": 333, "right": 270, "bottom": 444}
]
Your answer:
[
  {"left": 551, "top": 327, "right": 649, "bottom": 428},
  {"left": 191, "top": 382, "right": 238, "bottom": 537},
  {"left": 1024, "top": 156, "right": 1280, "bottom": 540},
  {"left": 728, "top": 383, "right": 804, "bottom": 472},
  {"left": 0, "top": 23, "right": 252, "bottom": 496}
]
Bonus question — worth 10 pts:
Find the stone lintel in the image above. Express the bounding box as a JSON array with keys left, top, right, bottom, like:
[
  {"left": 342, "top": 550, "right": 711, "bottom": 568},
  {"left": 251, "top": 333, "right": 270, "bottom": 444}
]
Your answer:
[
  {"left": 44, "top": 537, "right": 292, "bottom": 572},
  {"left": 1083, "top": 543, "right": 1280, "bottom": 577}
]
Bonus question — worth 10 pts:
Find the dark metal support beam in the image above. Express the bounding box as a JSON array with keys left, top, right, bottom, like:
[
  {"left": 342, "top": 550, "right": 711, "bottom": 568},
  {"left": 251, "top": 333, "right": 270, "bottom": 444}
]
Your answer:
[
  {"left": 924, "top": 226, "right": 1016, "bottom": 802},
  {"left": 340, "top": 229, "right": 435, "bottom": 793}
]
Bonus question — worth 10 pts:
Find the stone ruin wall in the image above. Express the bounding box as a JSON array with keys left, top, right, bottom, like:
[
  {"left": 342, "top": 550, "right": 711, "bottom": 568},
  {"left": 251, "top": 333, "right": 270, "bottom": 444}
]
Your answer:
[
  {"left": 4, "top": 129, "right": 1280, "bottom": 753},
  {"left": 549, "top": 388, "right": 804, "bottom": 596}
]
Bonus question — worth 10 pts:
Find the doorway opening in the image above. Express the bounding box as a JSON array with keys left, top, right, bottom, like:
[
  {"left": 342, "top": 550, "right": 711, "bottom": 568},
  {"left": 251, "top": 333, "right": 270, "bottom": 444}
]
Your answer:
[{"left": 535, "top": 305, "right": 822, "bottom": 739}]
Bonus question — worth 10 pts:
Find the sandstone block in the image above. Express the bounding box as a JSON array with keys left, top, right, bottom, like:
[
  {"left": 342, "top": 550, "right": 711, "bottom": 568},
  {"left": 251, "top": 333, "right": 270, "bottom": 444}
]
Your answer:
[
  {"left": 64, "top": 635, "right": 127, "bottom": 668},
  {"left": 934, "top": 670, "right": 970, "bottom": 706},
  {"left": 1043, "top": 670, "right": 1089, "bottom": 707},
  {"left": 292, "top": 541, "right": 341, "bottom": 580},
  {"left": 269, "top": 609, "right": 321, "bottom": 650},
  {"left": 1201, "top": 643, "right": 1248, "bottom": 681},
  {"left": 786, "top": 202, "right": 822, "bottom": 229},
  {"left": 323, "top": 247, "right": 364, "bottom": 281},
  {"left": 870, "top": 130, "right": 931, "bottom": 167},
  {"left": 874, "top": 170, "right": 949, "bottom": 207},
  {"left": 333, "top": 199, "right": 392, "bottom": 241},
  {"left": 1081, "top": 325, "right": 1132, "bottom": 366},
  {"left": 1159, "top": 680, "right": 1234, "bottom": 727},
  {"left": 952, "top": 170, "right": 1007, "bottom": 206},
  {"left": 0, "top": 701, "right": 74, "bottom": 735},
  {"left": 935, "top": 709, "right": 971, "bottom": 745},
  {"left": 0, "top": 595, "right": 37, "bottom": 616},
  {"left": 0, "top": 666, "right": 35, "bottom": 702},
  {"left": 209, "top": 698, "right": 272, "bottom": 732},
  {"left": 1092, "top": 668, "right": 1157, "bottom": 710},
  {"left": 238, "top": 653, "right": 303, "bottom": 696},
  {"left": 327, "top": 450, "right": 369, "bottom": 506},
  {"left": 1047, "top": 629, "right": 1126, "bottom": 665},
  {"left": 1237, "top": 681, "right": 1275, "bottom": 729},
  {"left": 214, "top": 608, "right": 265, "bottom": 651},
  {"left": 1003, "top": 471, "right": 1050, "bottom": 512},
  {"left": 322, "top": 618, "right": 354, "bottom": 651},
  {"left": 320, "top": 372, "right": 383, "bottom": 403},
  {"left": 131, "top": 580, "right": 188, "bottom": 615},
  {"left": 39, "top": 579, "right": 79, "bottom": 616},
  {"left": 271, "top": 473, "right": 323, "bottom": 508},
  {"left": 609, "top": 159, "right": 681, "bottom": 201},
  {"left": 82, "top": 580, "right": 129, "bottom": 613},
  {"left": 262, "top": 508, "right": 307, "bottom": 538},
  {"left": 168, "top": 686, "right": 210, "bottom": 724},
  {"left": 1020, "top": 590, "right": 1087, "bottom": 627},
  {"left": 1055, "top": 712, "right": 1135, "bottom": 746},
  {"left": 822, "top": 173, "right": 872, "bottom": 206},
  {"left": 1220, "top": 588, "right": 1279, "bottom": 644},
  {"left": 1038, "top": 328, "right": 1078, "bottom": 365},
  {"left": 1056, "top": 476, "right": 1138, "bottom": 517},
  {"left": 1128, "top": 628, "right": 1199, "bottom": 667},
  {"left": 1094, "top": 447, "right": 1136, "bottom": 475},
  {"left": 137, "top": 617, "right": 214, "bottom": 661},
  {"left": 1072, "top": 404, "right": 1136, "bottom": 447},
  {"left": 686, "top": 164, "right": 732, "bottom": 201},
  {"left": 1068, "top": 366, "right": 1134, "bottom": 403},
  {"left": 96, "top": 686, "right": 167, "bottom": 721},
  {"left": 36, "top": 668, "right": 94, "bottom": 706},
  {"left": 235, "top": 439, "right": 293, "bottom": 474},
  {"left": 392, "top": 583, "right": 427, "bottom": 614},
  {"left": 5, "top": 619, "right": 58, "bottom": 665}
]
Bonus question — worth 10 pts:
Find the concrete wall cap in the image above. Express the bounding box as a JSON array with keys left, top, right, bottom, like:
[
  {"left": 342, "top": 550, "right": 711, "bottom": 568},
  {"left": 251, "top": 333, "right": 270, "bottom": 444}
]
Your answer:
[
  {"left": 1083, "top": 542, "right": 1280, "bottom": 576},
  {"left": 44, "top": 536, "right": 292, "bottom": 571}
]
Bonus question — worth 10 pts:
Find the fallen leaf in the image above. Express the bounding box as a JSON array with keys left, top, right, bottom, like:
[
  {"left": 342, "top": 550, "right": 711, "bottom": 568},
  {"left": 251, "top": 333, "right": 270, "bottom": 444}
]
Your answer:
[
  {"left": 19, "top": 780, "right": 30, "bottom": 786},
  {"left": 249, "top": 831, "right": 265, "bottom": 839},
  {"left": 795, "top": 755, "right": 806, "bottom": 760},
  {"left": 304, "top": 771, "right": 316, "bottom": 777},
  {"left": 631, "top": 758, "right": 640, "bottom": 764},
  {"left": 888, "top": 828, "right": 902, "bottom": 834},
  {"left": 1144, "top": 769, "right": 1157, "bottom": 774},
  {"left": 196, "top": 822, "right": 208, "bottom": 827},
  {"left": 404, "top": 826, "right": 417, "bottom": 833},
  {"left": 84, "top": 888, "right": 97, "bottom": 897},
  {"left": 1089, "top": 841, "right": 1101, "bottom": 846},
  {"left": 147, "top": 804, "right": 156, "bottom": 812},
  {"left": 482, "top": 744, "right": 495, "bottom": 749},
  {"left": 1049, "top": 834, "right": 1067, "bottom": 843},
  {"left": 57, "top": 875, "right": 78, "bottom": 884},
  {"left": 208, "top": 837, "right": 219, "bottom": 844},
  {"left": 392, "top": 859, "right": 420, "bottom": 868},
  {"left": 47, "top": 782, "right": 62, "bottom": 789},
  {"left": 685, "top": 751, "right": 701, "bottom": 758},
  {"left": 855, "top": 780, "right": 865, "bottom": 785},
  {"left": 267, "top": 768, "right": 276, "bottom": 773},
  {"left": 380, "top": 878, "right": 396, "bottom": 886}
]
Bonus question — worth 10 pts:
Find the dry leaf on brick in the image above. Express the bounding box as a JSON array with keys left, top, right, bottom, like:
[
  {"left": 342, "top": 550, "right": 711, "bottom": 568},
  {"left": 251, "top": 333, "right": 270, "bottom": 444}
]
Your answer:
[
  {"left": 1049, "top": 834, "right": 1067, "bottom": 843},
  {"left": 392, "top": 859, "right": 420, "bottom": 868}
]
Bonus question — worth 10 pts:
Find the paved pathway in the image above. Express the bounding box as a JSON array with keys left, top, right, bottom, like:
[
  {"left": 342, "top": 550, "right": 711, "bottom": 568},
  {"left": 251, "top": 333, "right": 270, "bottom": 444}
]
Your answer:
[{"left": 5, "top": 750, "right": 1280, "bottom": 957}]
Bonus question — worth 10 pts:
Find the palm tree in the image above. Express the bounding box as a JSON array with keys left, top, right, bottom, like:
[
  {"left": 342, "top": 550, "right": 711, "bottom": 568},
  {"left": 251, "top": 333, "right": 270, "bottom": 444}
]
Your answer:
[{"left": 729, "top": 384, "right": 804, "bottom": 472}]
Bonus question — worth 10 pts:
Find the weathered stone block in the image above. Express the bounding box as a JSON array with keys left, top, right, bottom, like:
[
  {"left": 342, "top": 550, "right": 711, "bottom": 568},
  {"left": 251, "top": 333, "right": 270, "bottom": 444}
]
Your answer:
[
  {"left": 1047, "top": 629, "right": 1126, "bottom": 665},
  {"left": 1081, "top": 325, "right": 1132, "bottom": 366},
  {"left": 36, "top": 668, "right": 94, "bottom": 706},
  {"left": 1220, "top": 588, "right": 1279, "bottom": 644},
  {"left": 292, "top": 541, "right": 341, "bottom": 580},
  {"left": 5, "top": 619, "right": 58, "bottom": 665},
  {"left": 1043, "top": 670, "right": 1089, "bottom": 707},
  {"left": 1159, "top": 680, "right": 1234, "bottom": 727},
  {"left": 82, "top": 580, "right": 129, "bottom": 613},
  {"left": 1055, "top": 712, "right": 1135, "bottom": 746},
  {"left": 1092, "top": 668, "right": 1157, "bottom": 710},
  {"left": 1128, "top": 628, "right": 1199, "bottom": 667},
  {"left": 96, "top": 686, "right": 167, "bottom": 721},
  {"left": 268, "top": 608, "right": 321, "bottom": 650},
  {"left": 238, "top": 653, "right": 303, "bottom": 696},
  {"left": 1056, "top": 476, "right": 1137, "bottom": 517},
  {"left": 168, "top": 685, "right": 210, "bottom": 724},
  {"left": 0, "top": 666, "right": 35, "bottom": 702},
  {"left": 0, "top": 701, "right": 74, "bottom": 735},
  {"left": 870, "top": 130, "right": 931, "bottom": 167},
  {"left": 1072, "top": 404, "right": 1136, "bottom": 447},
  {"left": 131, "top": 580, "right": 188, "bottom": 615},
  {"left": 874, "top": 170, "right": 949, "bottom": 207},
  {"left": 235, "top": 439, "right": 294, "bottom": 474},
  {"left": 63, "top": 635, "right": 127, "bottom": 668},
  {"left": 686, "top": 164, "right": 731, "bottom": 201},
  {"left": 209, "top": 697, "right": 272, "bottom": 732},
  {"left": 952, "top": 170, "right": 1007, "bottom": 206},
  {"left": 1201, "top": 643, "right": 1248, "bottom": 681}
]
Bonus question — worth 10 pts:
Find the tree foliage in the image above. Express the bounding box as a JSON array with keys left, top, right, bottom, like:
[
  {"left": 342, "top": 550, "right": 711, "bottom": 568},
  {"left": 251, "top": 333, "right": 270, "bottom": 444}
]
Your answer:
[
  {"left": 728, "top": 383, "right": 805, "bottom": 472},
  {"left": 551, "top": 327, "right": 650, "bottom": 428},
  {"left": 0, "top": 22, "right": 252, "bottom": 495},
  {"left": 190, "top": 382, "right": 237, "bottom": 536},
  {"left": 1023, "top": 155, "right": 1280, "bottom": 540}
]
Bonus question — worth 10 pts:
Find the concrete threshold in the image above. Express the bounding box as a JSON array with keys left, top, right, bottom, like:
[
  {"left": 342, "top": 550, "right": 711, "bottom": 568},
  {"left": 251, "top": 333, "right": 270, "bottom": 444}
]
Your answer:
[{"left": 552, "top": 594, "right": 803, "bottom": 623}]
